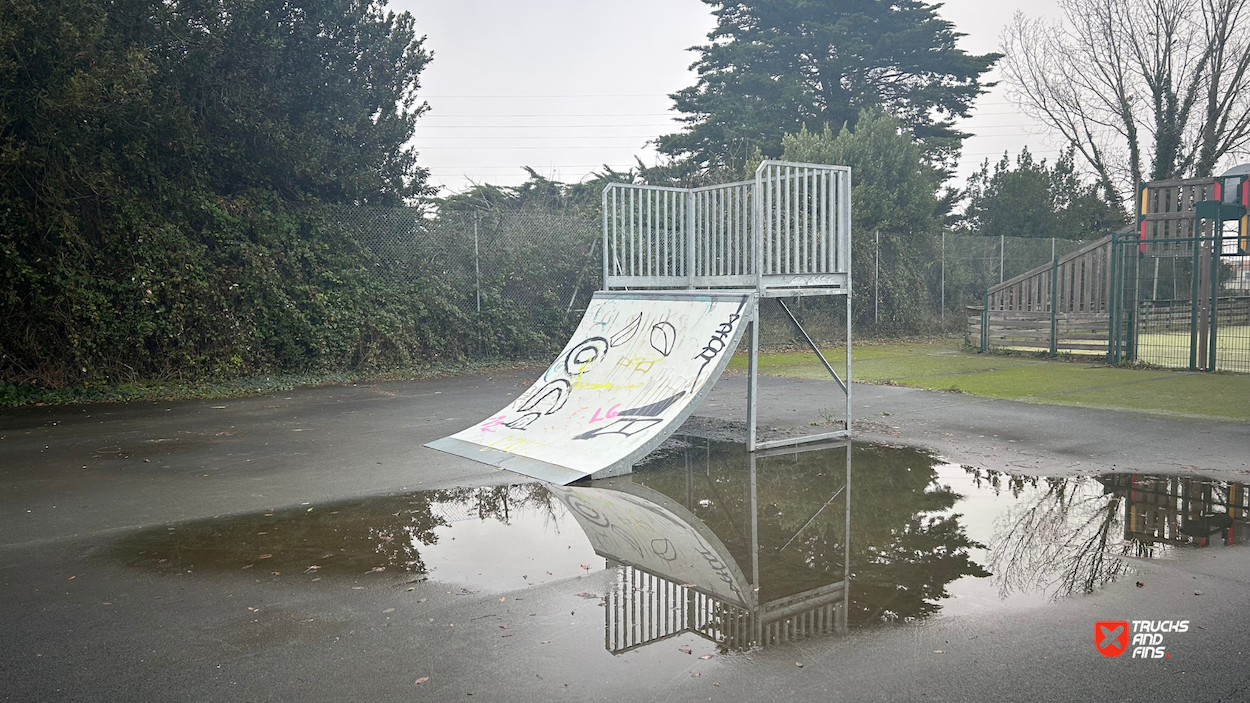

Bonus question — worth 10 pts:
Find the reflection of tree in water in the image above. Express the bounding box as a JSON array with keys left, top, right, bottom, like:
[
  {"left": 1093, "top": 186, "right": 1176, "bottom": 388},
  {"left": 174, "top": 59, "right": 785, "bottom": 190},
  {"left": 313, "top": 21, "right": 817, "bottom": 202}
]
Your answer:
[
  {"left": 630, "top": 440, "right": 988, "bottom": 627},
  {"left": 848, "top": 446, "right": 988, "bottom": 625},
  {"left": 115, "top": 483, "right": 558, "bottom": 577},
  {"left": 977, "top": 470, "right": 1146, "bottom": 600}
]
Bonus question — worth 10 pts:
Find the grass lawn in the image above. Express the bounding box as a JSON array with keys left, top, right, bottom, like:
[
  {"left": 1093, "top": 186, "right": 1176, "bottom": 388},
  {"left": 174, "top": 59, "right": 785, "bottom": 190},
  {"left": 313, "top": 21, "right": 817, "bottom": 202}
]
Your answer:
[{"left": 732, "top": 338, "right": 1250, "bottom": 422}]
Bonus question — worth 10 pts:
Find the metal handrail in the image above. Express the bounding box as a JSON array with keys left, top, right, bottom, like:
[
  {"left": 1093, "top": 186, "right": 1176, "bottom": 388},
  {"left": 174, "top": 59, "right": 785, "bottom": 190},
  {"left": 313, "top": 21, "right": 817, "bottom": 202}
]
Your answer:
[{"left": 601, "top": 160, "right": 852, "bottom": 292}]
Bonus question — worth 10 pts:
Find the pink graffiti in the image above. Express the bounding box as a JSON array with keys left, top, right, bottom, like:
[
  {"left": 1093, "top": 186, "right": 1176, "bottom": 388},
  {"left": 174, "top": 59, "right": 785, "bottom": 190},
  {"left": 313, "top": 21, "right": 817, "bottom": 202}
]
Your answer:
[
  {"left": 589, "top": 405, "right": 621, "bottom": 424},
  {"left": 479, "top": 415, "right": 507, "bottom": 433}
]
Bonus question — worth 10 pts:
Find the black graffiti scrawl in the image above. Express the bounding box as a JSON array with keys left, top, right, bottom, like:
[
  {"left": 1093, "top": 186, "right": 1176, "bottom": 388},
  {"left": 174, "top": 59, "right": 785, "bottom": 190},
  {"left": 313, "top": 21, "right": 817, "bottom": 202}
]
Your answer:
[
  {"left": 504, "top": 379, "right": 572, "bottom": 430},
  {"left": 572, "top": 417, "right": 664, "bottom": 440},
  {"left": 618, "top": 391, "right": 686, "bottom": 417},
  {"left": 649, "top": 321, "right": 676, "bottom": 356},
  {"left": 565, "top": 337, "right": 609, "bottom": 376},
  {"left": 690, "top": 299, "right": 746, "bottom": 391},
  {"left": 434, "top": 294, "right": 758, "bottom": 483},
  {"left": 608, "top": 313, "right": 643, "bottom": 347}
]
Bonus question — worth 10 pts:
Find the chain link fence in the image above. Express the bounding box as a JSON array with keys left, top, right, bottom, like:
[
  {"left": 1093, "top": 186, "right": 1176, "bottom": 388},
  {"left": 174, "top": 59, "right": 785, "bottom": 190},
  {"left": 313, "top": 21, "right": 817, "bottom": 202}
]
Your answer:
[
  {"left": 332, "top": 204, "right": 1108, "bottom": 354},
  {"left": 328, "top": 206, "right": 601, "bottom": 359},
  {"left": 1112, "top": 233, "right": 1250, "bottom": 373}
]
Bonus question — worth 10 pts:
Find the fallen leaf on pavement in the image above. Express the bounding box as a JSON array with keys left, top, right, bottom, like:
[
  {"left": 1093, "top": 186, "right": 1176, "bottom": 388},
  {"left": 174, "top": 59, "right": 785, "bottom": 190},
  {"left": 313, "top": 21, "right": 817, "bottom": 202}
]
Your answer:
[{"left": 415, "top": 677, "right": 429, "bottom": 685}]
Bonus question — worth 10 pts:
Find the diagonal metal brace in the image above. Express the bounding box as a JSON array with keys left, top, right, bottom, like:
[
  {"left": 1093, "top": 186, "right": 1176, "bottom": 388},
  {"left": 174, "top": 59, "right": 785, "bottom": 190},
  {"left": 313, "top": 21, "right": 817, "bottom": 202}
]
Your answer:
[{"left": 776, "top": 299, "right": 846, "bottom": 394}]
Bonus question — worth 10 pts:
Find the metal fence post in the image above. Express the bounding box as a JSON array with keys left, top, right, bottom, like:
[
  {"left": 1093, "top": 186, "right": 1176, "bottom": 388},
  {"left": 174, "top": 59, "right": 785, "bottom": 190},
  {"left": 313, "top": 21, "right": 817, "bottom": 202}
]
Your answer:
[
  {"left": 473, "top": 211, "right": 481, "bottom": 314},
  {"left": 1050, "top": 254, "right": 1058, "bottom": 356},
  {"left": 1115, "top": 233, "right": 1125, "bottom": 362},
  {"left": 1209, "top": 222, "right": 1223, "bottom": 372},
  {"left": 874, "top": 230, "right": 879, "bottom": 327},
  {"left": 940, "top": 230, "right": 946, "bottom": 320},
  {"left": 1000, "top": 234, "right": 1005, "bottom": 284},
  {"left": 981, "top": 290, "right": 989, "bottom": 353},
  {"left": 1190, "top": 212, "right": 1201, "bottom": 370}
]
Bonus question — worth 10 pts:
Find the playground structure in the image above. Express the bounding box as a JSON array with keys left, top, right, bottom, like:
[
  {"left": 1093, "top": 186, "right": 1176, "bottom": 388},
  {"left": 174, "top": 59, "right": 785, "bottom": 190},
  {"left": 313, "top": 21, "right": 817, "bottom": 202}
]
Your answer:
[
  {"left": 428, "top": 161, "right": 853, "bottom": 484},
  {"left": 969, "top": 168, "right": 1250, "bottom": 373},
  {"left": 1104, "top": 474, "right": 1250, "bottom": 548}
]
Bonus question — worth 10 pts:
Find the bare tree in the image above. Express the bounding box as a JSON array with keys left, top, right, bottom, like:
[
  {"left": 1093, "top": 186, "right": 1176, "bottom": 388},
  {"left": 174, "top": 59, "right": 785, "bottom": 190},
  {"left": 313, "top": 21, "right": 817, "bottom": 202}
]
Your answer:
[
  {"left": 986, "top": 478, "right": 1149, "bottom": 600},
  {"left": 1002, "top": 0, "right": 1250, "bottom": 207},
  {"left": 1195, "top": 0, "right": 1250, "bottom": 175}
]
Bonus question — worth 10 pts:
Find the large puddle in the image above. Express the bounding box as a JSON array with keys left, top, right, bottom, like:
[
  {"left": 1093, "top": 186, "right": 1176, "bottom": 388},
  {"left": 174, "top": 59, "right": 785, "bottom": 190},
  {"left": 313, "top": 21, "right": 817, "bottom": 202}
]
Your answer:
[{"left": 111, "top": 439, "right": 1248, "bottom": 653}]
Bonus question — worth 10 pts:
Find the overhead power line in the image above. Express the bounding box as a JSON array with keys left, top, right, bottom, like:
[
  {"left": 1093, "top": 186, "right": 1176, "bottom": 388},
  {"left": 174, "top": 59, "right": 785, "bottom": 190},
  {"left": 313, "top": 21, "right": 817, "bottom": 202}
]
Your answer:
[{"left": 424, "top": 113, "right": 674, "bottom": 118}]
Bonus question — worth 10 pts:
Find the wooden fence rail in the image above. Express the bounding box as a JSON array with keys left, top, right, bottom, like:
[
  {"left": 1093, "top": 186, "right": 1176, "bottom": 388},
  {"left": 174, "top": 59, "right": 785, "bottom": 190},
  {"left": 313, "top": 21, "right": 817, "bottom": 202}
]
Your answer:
[
  {"left": 986, "top": 235, "right": 1116, "bottom": 314},
  {"left": 967, "top": 308, "right": 1110, "bottom": 354}
]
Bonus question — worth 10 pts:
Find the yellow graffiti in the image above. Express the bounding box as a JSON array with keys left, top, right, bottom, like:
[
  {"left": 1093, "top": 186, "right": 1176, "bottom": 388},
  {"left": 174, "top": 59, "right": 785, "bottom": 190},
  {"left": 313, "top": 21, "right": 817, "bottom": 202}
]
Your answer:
[
  {"left": 615, "top": 355, "right": 661, "bottom": 374},
  {"left": 571, "top": 380, "right": 645, "bottom": 392}
]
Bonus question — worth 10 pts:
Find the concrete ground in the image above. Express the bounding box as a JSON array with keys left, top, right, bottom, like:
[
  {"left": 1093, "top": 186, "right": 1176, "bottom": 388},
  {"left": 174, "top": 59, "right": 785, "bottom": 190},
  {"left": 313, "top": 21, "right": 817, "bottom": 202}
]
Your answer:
[{"left": 2, "top": 368, "right": 1248, "bottom": 702}]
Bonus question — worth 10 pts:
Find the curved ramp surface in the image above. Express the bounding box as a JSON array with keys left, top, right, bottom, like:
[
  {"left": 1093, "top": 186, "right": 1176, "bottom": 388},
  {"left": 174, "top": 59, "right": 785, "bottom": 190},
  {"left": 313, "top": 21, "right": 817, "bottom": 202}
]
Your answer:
[
  {"left": 547, "top": 479, "right": 752, "bottom": 608},
  {"left": 426, "top": 291, "right": 751, "bottom": 484}
]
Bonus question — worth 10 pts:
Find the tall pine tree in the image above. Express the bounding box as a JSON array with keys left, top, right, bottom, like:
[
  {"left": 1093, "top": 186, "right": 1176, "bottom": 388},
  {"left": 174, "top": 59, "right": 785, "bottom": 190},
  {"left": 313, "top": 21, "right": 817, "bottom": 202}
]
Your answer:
[{"left": 655, "top": 0, "right": 1000, "bottom": 175}]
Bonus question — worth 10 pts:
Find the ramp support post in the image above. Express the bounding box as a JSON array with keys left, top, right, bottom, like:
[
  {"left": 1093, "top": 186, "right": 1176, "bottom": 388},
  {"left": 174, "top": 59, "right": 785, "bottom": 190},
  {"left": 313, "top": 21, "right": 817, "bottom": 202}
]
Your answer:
[
  {"left": 777, "top": 299, "right": 846, "bottom": 393},
  {"left": 845, "top": 289, "right": 853, "bottom": 436},
  {"left": 747, "top": 307, "right": 760, "bottom": 451}
]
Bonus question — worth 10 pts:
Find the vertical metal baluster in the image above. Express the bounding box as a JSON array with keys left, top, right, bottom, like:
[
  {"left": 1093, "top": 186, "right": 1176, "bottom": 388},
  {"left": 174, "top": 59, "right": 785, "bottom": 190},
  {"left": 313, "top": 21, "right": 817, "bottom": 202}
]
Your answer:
[
  {"left": 610, "top": 188, "right": 618, "bottom": 280},
  {"left": 813, "top": 173, "right": 821, "bottom": 274},
  {"left": 782, "top": 166, "right": 790, "bottom": 275},
  {"left": 833, "top": 172, "right": 841, "bottom": 272},
  {"left": 647, "top": 190, "right": 654, "bottom": 278},
  {"left": 842, "top": 172, "right": 852, "bottom": 273},
  {"left": 760, "top": 165, "right": 770, "bottom": 272},
  {"left": 801, "top": 168, "right": 809, "bottom": 273},
  {"left": 667, "top": 191, "right": 673, "bottom": 278},
  {"left": 628, "top": 188, "right": 635, "bottom": 277},
  {"left": 742, "top": 183, "right": 748, "bottom": 275},
  {"left": 702, "top": 192, "right": 709, "bottom": 280},
  {"left": 820, "top": 171, "right": 830, "bottom": 272},
  {"left": 712, "top": 189, "right": 719, "bottom": 277},
  {"left": 826, "top": 172, "right": 834, "bottom": 272},
  {"left": 725, "top": 187, "right": 731, "bottom": 276}
]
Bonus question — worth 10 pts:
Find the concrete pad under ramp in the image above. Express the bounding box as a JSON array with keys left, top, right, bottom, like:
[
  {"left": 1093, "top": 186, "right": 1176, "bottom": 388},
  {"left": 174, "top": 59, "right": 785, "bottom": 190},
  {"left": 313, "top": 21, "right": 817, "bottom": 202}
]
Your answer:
[{"left": 427, "top": 290, "right": 751, "bottom": 484}]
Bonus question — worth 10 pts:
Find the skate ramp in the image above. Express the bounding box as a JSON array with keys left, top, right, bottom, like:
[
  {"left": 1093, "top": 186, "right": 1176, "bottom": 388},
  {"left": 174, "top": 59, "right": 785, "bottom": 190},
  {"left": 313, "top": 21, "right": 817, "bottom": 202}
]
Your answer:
[{"left": 425, "top": 291, "right": 751, "bottom": 484}]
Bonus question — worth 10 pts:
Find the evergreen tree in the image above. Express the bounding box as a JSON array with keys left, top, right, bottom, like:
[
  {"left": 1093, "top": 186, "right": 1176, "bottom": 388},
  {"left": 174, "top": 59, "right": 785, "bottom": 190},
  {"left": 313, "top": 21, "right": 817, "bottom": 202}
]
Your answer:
[
  {"left": 655, "top": 0, "right": 1000, "bottom": 176},
  {"left": 773, "top": 110, "right": 942, "bottom": 333},
  {"left": 961, "top": 148, "right": 1126, "bottom": 240}
]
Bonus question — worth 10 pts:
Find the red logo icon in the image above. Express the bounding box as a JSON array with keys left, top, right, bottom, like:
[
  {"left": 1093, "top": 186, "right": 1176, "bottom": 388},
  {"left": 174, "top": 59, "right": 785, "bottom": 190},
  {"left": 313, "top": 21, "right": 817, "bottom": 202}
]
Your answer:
[{"left": 1096, "top": 621, "right": 1130, "bottom": 658}]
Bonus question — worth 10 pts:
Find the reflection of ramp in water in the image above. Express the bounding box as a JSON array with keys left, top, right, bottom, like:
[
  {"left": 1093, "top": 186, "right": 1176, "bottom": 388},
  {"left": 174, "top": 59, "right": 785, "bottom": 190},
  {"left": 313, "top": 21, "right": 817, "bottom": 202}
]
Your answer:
[
  {"left": 549, "top": 453, "right": 850, "bottom": 653},
  {"left": 426, "top": 291, "right": 751, "bottom": 484},
  {"left": 604, "top": 565, "right": 847, "bottom": 653}
]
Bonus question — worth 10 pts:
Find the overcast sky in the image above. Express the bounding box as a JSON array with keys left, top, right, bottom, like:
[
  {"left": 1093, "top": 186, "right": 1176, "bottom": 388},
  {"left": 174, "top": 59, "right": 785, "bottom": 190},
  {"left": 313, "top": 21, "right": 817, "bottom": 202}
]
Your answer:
[{"left": 390, "top": 0, "right": 1062, "bottom": 196}]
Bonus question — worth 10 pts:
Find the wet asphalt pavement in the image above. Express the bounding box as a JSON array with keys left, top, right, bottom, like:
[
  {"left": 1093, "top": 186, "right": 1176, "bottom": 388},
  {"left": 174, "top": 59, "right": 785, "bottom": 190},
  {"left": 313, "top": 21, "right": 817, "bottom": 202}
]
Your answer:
[{"left": 2, "top": 368, "right": 1249, "bottom": 702}]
